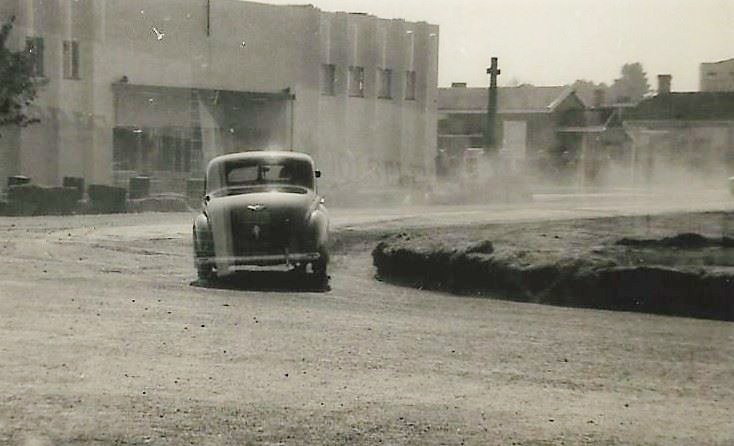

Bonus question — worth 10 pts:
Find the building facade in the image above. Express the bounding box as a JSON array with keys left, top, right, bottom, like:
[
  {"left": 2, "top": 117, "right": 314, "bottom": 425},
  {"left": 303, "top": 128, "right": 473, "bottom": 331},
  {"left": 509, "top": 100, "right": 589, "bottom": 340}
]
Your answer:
[
  {"left": 624, "top": 75, "right": 734, "bottom": 189},
  {"left": 700, "top": 58, "right": 734, "bottom": 92},
  {"left": 437, "top": 84, "right": 586, "bottom": 183},
  {"left": 0, "top": 0, "right": 438, "bottom": 194}
]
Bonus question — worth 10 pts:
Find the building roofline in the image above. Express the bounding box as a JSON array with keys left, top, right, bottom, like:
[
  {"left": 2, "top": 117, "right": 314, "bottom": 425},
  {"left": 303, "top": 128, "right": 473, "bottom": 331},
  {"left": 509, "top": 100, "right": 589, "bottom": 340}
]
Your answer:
[
  {"left": 437, "top": 108, "right": 556, "bottom": 114},
  {"left": 701, "top": 57, "right": 734, "bottom": 65},
  {"left": 111, "top": 82, "right": 295, "bottom": 100},
  {"left": 623, "top": 120, "right": 734, "bottom": 127},
  {"left": 547, "top": 87, "right": 578, "bottom": 111}
]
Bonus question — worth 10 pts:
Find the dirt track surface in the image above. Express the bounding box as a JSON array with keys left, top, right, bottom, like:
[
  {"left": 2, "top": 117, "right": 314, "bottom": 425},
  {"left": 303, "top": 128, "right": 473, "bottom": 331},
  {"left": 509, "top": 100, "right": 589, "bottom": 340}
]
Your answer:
[{"left": 1, "top": 193, "right": 733, "bottom": 445}]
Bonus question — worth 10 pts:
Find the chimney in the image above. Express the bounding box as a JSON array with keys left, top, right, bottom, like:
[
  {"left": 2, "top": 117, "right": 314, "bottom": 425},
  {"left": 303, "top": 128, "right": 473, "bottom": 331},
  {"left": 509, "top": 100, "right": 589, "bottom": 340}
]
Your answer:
[
  {"left": 657, "top": 74, "right": 672, "bottom": 95},
  {"left": 593, "top": 89, "right": 605, "bottom": 108},
  {"left": 451, "top": 82, "right": 467, "bottom": 88}
]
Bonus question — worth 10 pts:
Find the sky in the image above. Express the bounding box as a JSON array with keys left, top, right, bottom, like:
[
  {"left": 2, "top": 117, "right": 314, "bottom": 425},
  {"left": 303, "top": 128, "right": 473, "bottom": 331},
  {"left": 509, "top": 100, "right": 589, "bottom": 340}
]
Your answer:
[{"left": 256, "top": 0, "right": 734, "bottom": 92}]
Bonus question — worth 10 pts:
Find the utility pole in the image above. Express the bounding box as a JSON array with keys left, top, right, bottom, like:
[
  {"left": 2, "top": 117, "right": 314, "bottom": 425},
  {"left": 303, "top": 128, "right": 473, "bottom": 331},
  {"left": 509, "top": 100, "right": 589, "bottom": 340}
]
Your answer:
[
  {"left": 484, "top": 57, "right": 500, "bottom": 151},
  {"left": 206, "top": 0, "right": 211, "bottom": 36}
]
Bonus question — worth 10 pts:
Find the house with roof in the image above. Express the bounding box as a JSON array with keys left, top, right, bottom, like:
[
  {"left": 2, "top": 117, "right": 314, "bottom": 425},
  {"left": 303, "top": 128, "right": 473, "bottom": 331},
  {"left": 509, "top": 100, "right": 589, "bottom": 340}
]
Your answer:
[
  {"left": 622, "top": 75, "right": 734, "bottom": 188},
  {"left": 556, "top": 90, "right": 635, "bottom": 188},
  {"left": 700, "top": 58, "right": 734, "bottom": 92},
  {"left": 437, "top": 83, "right": 587, "bottom": 182}
]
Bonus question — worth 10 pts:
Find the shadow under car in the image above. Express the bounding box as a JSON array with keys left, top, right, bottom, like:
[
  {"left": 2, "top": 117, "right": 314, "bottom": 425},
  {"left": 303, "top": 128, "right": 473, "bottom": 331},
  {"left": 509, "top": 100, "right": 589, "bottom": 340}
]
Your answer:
[{"left": 190, "top": 269, "right": 330, "bottom": 292}]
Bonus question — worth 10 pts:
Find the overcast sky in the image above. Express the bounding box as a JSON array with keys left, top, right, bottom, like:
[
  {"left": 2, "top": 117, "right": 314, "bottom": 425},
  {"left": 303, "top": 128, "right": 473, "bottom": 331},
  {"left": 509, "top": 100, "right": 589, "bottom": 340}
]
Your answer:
[{"left": 257, "top": 0, "right": 733, "bottom": 92}]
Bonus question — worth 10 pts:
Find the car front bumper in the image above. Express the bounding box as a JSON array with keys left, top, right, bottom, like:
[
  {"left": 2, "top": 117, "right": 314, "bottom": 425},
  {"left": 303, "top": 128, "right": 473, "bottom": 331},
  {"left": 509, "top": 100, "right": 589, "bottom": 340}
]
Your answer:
[{"left": 195, "top": 251, "right": 322, "bottom": 270}]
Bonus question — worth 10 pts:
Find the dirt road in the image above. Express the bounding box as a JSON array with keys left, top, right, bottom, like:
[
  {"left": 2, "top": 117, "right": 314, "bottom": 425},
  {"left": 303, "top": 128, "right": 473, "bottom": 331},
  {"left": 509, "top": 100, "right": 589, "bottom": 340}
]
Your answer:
[{"left": 1, "top": 194, "right": 733, "bottom": 445}]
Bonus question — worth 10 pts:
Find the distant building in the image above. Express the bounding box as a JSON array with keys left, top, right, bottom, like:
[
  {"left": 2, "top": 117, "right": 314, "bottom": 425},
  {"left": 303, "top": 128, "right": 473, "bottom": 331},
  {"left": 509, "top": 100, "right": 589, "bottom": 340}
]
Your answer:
[
  {"left": 700, "top": 58, "right": 734, "bottom": 92},
  {"left": 0, "top": 0, "right": 438, "bottom": 193},
  {"left": 556, "top": 91, "right": 633, "bottom": 188},
  {"left": 624, "top": 75, "right": 734, "bottom": 187},
  {"left": 437, "top": 84, "right": 587, "bottom": 182}
]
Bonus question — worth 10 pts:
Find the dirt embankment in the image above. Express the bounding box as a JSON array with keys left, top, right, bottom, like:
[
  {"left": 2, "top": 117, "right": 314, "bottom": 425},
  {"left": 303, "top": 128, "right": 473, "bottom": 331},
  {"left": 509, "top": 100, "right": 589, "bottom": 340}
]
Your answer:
[{"left": 373, "top": 212, "right": 734, "bottom": 321}]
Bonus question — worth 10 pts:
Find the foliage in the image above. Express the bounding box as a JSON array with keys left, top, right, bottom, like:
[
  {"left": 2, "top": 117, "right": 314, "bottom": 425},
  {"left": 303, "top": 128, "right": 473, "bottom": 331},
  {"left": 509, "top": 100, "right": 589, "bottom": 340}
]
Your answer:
[
  {"left": 570, "top": 63, "right": 650, "bottom": 106},
  {"left": 570, "top": 79, "right": 610, "bottom": 107},
  {"left": 609, "top": 62, "right": 650, "bottom": 104},
  {"left": 0, "top": 16, "right": 41, "bottom": 135}
]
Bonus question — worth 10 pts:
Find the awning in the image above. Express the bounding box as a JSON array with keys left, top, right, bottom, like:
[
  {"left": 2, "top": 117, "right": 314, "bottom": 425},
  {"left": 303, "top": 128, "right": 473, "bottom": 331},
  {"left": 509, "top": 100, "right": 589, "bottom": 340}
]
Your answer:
[
  {"left": 556, "top": 126, "right": 607, "bottom": 133},
  {"left": 112, "top": 82, "right": 294, "bottom": 128}
]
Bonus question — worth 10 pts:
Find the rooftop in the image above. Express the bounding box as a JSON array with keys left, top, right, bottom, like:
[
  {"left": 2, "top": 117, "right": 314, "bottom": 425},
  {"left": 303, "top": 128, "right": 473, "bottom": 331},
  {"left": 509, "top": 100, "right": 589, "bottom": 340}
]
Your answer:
[
  {"left": 438, "top": 85, "right": 578, "bottom": 113},
  {"left": 625, "top": 92, "right": 734, "bottom": 121},
  {"left": 701, "top": 58, "right": 734, "bottom": 65}
]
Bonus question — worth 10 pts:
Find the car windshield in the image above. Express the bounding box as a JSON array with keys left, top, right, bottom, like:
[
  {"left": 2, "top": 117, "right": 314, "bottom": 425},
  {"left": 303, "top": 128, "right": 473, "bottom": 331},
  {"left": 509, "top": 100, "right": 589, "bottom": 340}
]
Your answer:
[{"left": 221, "top": 159, "right": 313, "bottom": 190}]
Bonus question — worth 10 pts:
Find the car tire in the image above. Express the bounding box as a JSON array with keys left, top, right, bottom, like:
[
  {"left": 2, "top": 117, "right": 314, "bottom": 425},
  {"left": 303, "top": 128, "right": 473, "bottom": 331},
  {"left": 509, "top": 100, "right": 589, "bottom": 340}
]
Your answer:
[
  {"left": 312, "top": 248, "right": 329, "bottom": 281},
  {"left": 193, "top": 226, "right": 215, "bottom": 281},
  {"left": 197, "top": 262, "right": 215, "bottom": 281}
]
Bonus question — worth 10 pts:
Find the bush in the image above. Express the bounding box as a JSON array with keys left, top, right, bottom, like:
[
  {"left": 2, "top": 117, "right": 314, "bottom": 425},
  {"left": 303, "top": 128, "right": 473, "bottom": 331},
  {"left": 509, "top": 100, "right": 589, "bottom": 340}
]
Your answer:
[
  {"left": 62, "top": 177, "right": 85, "bottom": 201},
  {"left": 6, "top": 184, "right": 79, "bottom": 215},
  {"left": 44, "top": 186, "right": 80, "bottom": 214},
  {"left": 129, "top": 176, "right": 151, "bottom": 199},
  {"left": 87, "top": 184, "right": 127, "bottom": 214}
]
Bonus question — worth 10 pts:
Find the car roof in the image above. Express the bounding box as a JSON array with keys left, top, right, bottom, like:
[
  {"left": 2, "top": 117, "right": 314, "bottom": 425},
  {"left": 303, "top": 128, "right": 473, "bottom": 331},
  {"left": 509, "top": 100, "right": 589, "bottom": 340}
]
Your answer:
[{"left": 208, "top": 150, "right": 314, "bottom": 168}]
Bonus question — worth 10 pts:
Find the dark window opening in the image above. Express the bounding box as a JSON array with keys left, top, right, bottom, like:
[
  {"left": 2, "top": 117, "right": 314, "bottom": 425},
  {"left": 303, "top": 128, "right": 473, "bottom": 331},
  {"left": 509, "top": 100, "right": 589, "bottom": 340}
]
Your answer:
[
  {"left": 25, "top": 37, "right": 44, "bottom": 77},
  {"left": 113, "top": 127, "right": 197, "bottom": 174},
  {"left": 377, "top": 68, "right": 392, "bottom": 99},
  {"left": 348, "top": 66, "right": 365, "bottom": 97},
  {"left": 405, "top": 70, "right": 416, "bottom": 100},
  {"left": 321, "top": 64, "right": 336, "bottom": 96},
  {"left": 63, "top": 40, "right": 80, "bottom": 79}
]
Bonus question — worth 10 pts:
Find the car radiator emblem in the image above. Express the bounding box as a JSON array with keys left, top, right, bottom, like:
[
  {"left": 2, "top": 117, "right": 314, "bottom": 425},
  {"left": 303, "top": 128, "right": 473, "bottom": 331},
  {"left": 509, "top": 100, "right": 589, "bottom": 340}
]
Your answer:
[{"left": 247, "top": 204, "right": 266, "bottom": 211}]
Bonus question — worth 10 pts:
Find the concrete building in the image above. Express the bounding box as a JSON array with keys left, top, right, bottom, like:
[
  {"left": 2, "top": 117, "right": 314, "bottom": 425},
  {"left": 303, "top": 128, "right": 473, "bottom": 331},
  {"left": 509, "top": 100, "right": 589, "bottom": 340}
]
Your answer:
[
  {"left": 700, "top": 58, "right": 734, "bottom": 92},
  {"left": 437, "top": 84, "right": 586, "bottom": 182},
  {"left": 0, "top": 0, "right": 438, "bottom": 194},
  {"left": 624, "top": 75, "right": 734, "bottom": 188}
]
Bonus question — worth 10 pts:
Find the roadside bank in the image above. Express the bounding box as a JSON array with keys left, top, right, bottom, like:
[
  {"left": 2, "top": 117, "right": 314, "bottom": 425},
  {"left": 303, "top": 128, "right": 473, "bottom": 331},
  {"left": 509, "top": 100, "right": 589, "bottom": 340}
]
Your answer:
[{"left": 372, "top": 211, "right": 734, "bottom": 321}]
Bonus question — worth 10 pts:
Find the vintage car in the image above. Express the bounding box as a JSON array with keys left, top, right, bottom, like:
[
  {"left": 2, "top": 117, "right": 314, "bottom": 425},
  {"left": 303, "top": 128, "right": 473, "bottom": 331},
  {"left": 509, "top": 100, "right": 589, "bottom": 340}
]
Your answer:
[{"left": 193, "top": 151, "right": 329, "bottom": 280}]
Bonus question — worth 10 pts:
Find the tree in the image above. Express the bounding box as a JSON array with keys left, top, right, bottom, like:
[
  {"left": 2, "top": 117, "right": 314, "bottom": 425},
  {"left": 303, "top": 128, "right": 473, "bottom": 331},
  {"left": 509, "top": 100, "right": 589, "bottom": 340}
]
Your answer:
[
  {"left": 0, "top": 16, "right": 41, "bottom": 136},
  {"left": 609, "top": 62, "right": 650, "bottom": 104},
  {"left": 570, "top": 79, "right": 610, "bottom": 107}
]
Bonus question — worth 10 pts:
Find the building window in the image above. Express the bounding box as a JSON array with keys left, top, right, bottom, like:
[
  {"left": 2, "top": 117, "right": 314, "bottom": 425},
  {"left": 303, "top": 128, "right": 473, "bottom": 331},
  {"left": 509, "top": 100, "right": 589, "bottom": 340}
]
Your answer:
[
  {"left": 377, "top": 68, "right": 392, "bottom": 99},
  {"left": 320, "top": 64, "right": 336, "bottom": 96},
  {"left": 348, "top": 66, "right": 365, "bottom": 97},
  {"left": 113, "top": 127, "right": 194, "bottom": 173},
  {"left": 63, "top": 40, "right": 80, "bottom": 79},
  {"left": 25, "top": 37, "right": 44, "bottom": 77},
  {"left": 405, "top": 70, "right": 416, "bottom": 100}
]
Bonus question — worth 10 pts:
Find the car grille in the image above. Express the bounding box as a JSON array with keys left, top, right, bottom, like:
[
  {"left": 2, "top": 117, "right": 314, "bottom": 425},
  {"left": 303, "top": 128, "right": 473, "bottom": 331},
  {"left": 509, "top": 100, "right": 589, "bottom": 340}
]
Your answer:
[{"left": 230, "top": 209, "right": 301, "bottom": 255}]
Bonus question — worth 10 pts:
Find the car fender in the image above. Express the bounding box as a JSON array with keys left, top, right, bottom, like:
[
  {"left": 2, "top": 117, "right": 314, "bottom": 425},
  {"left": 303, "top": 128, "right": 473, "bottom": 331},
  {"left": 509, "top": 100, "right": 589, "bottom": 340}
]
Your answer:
[
  {"left": 193, "top": 213, "right": 214, "bottom": 256},
  {"left": 307, "top": 203, "right": 329, "bottom": 249}
]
